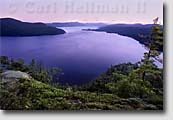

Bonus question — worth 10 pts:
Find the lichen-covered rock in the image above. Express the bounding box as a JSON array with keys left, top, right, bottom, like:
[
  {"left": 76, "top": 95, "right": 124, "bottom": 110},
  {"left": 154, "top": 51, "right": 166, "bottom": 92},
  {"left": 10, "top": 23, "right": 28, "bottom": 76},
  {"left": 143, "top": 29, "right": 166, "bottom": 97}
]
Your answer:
[{"left": 0, "top": 70, "right": 31, "bottom": 82}]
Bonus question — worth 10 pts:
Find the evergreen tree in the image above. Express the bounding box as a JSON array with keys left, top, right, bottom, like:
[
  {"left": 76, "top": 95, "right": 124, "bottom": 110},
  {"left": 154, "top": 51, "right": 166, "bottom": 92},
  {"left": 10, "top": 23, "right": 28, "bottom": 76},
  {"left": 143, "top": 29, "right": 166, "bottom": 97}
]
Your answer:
[{"left": 138, "top": 24, "right": 163, "bottom": 81}]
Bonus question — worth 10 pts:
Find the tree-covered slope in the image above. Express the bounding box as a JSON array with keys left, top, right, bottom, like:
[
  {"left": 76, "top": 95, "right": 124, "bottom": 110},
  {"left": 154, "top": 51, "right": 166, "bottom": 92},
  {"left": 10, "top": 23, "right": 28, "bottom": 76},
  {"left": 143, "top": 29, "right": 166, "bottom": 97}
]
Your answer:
[
  {"left": 0, "top": 56, "right": 163, "bottom": 110},
  {"left": 0, "top": 78, "right": 160, "bottom": 110},
  {"left": 95, "top": 24, "right": 163, "bottom": 51},
  {"left": 0, "top": 18, "right": 66, "bottom": 36}
]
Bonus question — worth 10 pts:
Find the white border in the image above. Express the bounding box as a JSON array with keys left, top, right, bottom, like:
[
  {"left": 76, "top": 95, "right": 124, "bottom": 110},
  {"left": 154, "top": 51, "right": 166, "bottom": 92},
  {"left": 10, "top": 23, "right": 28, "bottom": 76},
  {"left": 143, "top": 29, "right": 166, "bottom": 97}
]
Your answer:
[{"left": 0, "top": 0, "right": 173, "bottom": 119}]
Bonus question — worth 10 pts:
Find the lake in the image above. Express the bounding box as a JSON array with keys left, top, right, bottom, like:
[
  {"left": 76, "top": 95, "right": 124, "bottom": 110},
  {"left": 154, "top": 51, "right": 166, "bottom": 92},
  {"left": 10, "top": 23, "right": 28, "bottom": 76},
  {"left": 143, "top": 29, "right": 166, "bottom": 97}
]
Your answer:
[{"left": 0, "top": 27, "right": 149, "bottom": 85}]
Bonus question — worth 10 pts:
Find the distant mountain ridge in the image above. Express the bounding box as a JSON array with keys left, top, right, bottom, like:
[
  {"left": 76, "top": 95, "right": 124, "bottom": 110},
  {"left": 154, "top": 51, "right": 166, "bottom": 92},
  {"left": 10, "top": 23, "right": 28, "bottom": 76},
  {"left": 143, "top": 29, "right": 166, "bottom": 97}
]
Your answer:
[
  {"left": 0, "top": 18, "right": 66, "bottom": 36},
  {"left": 47, "top": 22, "right": 107, "bottom": 27}
]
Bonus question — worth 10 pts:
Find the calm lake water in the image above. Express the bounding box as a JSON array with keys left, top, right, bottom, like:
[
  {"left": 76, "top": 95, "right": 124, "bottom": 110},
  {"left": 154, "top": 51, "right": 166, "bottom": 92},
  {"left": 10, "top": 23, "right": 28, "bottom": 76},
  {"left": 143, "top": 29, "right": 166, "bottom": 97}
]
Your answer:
[{"left": 0, "top": 27, "right": 150, "bottom": 85}]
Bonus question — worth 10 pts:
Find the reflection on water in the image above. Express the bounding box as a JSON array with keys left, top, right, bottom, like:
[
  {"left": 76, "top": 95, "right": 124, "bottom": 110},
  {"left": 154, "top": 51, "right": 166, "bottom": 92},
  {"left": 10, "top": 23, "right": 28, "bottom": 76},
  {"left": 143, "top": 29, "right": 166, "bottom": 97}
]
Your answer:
[{"left": 1, "top": 27, "right": 151, "bottom": 85}]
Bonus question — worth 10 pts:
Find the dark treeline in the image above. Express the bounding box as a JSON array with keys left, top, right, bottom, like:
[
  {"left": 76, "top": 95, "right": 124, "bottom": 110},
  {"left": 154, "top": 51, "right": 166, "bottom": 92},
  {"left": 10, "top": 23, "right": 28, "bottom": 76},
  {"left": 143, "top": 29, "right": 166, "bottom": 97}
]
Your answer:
[
  {"left": 96, "top": 24, "right": 163, "bottom": 52},
  {"left": 0, "top": 18, "right": 66, "bottom": 36}
]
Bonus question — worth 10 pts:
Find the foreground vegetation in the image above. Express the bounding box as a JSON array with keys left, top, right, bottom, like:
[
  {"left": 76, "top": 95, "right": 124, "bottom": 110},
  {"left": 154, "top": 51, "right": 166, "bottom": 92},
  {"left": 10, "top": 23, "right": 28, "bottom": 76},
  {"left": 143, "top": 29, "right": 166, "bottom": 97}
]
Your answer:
[
  {"left": 0, "top": 25, "right": 163, "bottom": 110},
  {"left": 0, "top": 57, "right": 163, "bottom": 110},
  {"left": 1, "top": 78, "right": 160, "bottom": 110}
]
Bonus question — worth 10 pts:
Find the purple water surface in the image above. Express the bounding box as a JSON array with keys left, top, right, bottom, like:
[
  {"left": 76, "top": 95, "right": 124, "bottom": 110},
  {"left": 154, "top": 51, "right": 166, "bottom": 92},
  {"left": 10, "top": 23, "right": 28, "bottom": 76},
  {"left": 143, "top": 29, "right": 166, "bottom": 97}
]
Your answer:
[{"left": 0, "top": 27, "right": 147, "bottom": 85}]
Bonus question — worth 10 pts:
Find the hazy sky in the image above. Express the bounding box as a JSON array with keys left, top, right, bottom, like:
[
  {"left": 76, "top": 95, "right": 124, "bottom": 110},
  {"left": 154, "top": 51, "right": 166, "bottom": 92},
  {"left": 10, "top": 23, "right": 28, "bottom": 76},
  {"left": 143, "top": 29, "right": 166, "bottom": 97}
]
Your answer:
[{"left": 0, "top": 0, "right": 163, "bottom": 24}]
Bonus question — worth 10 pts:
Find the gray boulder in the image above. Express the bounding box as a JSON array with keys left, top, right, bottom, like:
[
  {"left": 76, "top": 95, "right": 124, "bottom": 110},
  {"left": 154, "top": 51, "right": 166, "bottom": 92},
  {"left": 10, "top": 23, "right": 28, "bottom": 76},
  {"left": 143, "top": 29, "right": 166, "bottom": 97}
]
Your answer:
[{"left": 0, "top": 70, "right": 31, "bottom": 82}]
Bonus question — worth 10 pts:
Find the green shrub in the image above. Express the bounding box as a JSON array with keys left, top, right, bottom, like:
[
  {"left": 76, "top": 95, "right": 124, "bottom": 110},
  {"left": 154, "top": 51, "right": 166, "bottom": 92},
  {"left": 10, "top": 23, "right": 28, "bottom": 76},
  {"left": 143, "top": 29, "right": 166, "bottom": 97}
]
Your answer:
[
  {"left": 145, "top": 95, "right": 163, "bottom": 105},
  {"left": 105, "top": 79, "right": 155, "bottom": 98}
]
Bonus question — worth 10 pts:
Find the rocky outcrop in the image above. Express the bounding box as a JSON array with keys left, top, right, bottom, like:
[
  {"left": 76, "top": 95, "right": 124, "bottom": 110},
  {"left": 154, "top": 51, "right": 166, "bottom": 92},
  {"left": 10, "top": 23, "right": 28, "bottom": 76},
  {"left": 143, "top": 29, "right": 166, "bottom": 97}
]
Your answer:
[{"left": 0, "top": 70, "right": 31, "bottom": 82}]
